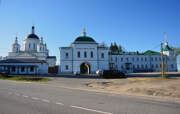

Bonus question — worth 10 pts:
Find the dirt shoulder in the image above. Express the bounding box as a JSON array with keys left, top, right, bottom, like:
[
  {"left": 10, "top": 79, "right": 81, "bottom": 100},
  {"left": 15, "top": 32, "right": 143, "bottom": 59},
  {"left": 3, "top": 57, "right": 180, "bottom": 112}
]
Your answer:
[{"left": 86, "top": 77, "right": 180, "bottom": 100}]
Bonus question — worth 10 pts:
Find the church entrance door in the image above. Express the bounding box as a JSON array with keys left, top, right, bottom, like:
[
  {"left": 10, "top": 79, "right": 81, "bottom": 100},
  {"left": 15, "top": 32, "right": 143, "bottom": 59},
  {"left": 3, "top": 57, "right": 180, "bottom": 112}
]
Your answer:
[{"left": 80, "top": 63, "right": 90, "bottom": 74}]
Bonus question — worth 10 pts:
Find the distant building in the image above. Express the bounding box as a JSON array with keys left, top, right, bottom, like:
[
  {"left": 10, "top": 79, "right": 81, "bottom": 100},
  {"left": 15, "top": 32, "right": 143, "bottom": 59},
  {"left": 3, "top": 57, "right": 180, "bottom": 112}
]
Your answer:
[
  {"left": 0, "top": 26, "right": 56, "bottom": 74},
  {"left": 59, "top": 28, "right": 109, "bottom": 74}
]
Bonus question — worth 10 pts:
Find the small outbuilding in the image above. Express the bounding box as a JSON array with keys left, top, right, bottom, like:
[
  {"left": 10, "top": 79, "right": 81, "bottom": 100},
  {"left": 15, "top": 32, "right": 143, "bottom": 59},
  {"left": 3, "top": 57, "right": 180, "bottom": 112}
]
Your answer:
[{"left": 0, "top": 59, "right": 48, "bottom": 75}]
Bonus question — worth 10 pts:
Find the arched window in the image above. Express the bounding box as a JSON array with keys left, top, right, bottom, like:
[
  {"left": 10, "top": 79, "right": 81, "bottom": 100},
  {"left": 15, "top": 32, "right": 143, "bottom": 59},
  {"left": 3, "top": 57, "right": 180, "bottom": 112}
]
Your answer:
[
  {"left": 84, "top": 51, "right": 87, "bottom": 58},
  {"left": 90, "top": 51, "right": 93, "bottom": 58},
  {"left": 29, "top": 43, "right": 31, "bottom": 48},
  {"left": 77, "top": 51, "right": 80, "bottom": 58},
  {"left": 65, "top": 53, "right": 69, "bottom": 58}
]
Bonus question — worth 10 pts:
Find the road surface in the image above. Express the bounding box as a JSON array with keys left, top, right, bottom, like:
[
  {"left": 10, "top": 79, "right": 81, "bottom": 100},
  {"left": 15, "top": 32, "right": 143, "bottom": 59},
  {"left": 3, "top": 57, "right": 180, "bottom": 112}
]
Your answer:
[{"left": 0, "top": 80, "right": 180, "bottom": 114}]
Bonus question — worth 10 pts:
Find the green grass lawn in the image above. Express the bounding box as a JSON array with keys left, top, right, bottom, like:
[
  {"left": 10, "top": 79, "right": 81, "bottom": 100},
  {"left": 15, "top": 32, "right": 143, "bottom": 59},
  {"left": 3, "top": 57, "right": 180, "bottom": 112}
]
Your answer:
[{"left": 0, "top": 75, "right": 51, "bottom": 82}]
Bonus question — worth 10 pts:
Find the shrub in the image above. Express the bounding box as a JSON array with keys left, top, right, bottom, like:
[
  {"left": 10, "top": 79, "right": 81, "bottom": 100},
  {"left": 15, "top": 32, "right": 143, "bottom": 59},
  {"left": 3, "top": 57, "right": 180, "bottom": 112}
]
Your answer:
[{"left": 1, "top": 72, "right": 9, "bottom": 78}]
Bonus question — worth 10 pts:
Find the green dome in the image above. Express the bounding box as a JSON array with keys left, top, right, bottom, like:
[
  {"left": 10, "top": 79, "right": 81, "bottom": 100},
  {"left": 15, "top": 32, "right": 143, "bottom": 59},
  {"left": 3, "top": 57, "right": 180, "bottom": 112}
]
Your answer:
[
  {"left": 163, "top": 45, "right": 172, "bottom": 51},
  {"left": 74, "top": 36, "right": 96, "bottom": 42}
]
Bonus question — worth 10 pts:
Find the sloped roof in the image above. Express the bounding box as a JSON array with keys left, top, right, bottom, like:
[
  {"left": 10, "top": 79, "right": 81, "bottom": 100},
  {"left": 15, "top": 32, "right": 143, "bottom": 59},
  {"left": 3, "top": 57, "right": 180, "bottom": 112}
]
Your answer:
[{"left": 0, "top": 59, "right": 46, "bottom": 63}]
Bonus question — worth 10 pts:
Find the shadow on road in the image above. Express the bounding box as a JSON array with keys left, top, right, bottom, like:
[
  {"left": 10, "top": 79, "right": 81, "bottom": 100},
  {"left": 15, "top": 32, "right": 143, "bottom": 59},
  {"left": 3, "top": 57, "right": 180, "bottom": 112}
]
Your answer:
[{"left": 44, "top": 74, "right": 102, "bottom": 79}]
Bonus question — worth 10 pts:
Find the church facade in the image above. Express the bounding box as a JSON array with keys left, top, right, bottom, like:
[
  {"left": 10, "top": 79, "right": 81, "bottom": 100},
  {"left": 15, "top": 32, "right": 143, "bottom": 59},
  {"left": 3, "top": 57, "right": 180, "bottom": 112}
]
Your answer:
[
  {"left": 59, "top": 28, "right": 109, "bottom": 74},
  {"left": 0, "top": 26, "right": 56, "bottom": 74}
]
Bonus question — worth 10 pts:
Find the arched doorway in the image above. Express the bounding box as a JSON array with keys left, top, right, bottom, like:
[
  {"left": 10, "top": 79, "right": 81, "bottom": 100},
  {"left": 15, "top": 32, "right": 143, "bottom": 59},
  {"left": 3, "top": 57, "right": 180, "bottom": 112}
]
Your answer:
[{"left": 80, "top": 62, "right": 90, "bottom": 74}]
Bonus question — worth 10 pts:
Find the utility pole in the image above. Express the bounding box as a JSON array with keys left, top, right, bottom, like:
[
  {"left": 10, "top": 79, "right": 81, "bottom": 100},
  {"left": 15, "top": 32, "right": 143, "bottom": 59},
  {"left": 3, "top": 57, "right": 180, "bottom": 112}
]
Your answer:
[{"left": 161, "top": 43, "right": 166, "bottom": 78}]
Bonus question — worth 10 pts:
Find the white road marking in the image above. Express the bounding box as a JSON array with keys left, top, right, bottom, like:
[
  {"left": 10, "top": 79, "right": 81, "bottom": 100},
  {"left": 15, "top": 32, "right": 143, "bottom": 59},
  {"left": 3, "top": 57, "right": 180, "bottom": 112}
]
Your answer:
[
  {"left": 31, "top": 97, "right": 40, "bottom": 100},
  {"left": 71, "top": 105, "right": 113, "bottom": 114},
  {"left": 15, "top": 93, "right": 20, "bottom": 96},
  {"left": 56, "top": 102, "right": 64, "bottom": 105},
  {"left": 41, "top": 99, "right": 50, "bottom": 103},
  {"left": 22, "top": 95, "right": 29, "bottom": 98}
]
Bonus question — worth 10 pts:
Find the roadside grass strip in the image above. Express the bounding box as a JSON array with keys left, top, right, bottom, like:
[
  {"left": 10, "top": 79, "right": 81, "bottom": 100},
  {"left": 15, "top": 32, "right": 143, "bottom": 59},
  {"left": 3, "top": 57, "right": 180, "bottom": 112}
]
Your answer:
[{"left": 0, "top": 75, "right": 51, "bottom": 82}]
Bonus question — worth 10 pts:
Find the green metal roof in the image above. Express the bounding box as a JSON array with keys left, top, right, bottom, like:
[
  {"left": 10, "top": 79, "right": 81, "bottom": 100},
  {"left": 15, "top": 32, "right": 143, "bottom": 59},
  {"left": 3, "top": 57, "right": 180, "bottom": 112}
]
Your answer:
[
  {"left": 163, "top": 45, "right": 172, "bottom": 51},
  {"left": 143, "top": 50, "right": 161, "bottom": 55},
  {"left": 111, "top": 51, "right": 124, "bottom": 55},
  {"left": 74, "top": 36, "right": 95, "bottom": 42},
  {"left": 111, "top": 50, "right": 161, "bottom": 55}
]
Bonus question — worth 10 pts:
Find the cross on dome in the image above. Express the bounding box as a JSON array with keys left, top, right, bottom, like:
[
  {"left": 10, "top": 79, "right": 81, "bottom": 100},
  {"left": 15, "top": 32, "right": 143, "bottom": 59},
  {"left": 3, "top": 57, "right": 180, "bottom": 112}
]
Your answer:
[{"left": 82, "top": 27, "right": 86, "bottom": 36}]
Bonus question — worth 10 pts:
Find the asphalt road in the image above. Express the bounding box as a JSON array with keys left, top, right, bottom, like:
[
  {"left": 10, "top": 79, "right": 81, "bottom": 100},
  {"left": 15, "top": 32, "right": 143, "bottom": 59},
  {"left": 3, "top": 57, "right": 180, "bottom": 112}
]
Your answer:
[{"left": 0, "top": 80, "right": 180, "bottom": 114}]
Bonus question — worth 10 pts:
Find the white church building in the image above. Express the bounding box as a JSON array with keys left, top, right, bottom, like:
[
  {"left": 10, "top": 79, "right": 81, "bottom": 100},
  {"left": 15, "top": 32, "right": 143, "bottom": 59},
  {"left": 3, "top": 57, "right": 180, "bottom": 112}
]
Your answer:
[
  {"left": 59, "top": 29, "right": 177, "bottom": 74},
  {"left": 0, "top": 26, "right": 56, "bottom": 74},
  {"left": 59, "top": 28, "right": 109, "bottom": 74}
]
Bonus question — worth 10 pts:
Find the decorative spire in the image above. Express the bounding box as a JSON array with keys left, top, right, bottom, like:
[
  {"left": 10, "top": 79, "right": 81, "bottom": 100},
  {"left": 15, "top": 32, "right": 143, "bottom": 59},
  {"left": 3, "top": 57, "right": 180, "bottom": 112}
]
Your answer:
[
  {"left": 31, "top": 26, "right": 35, "bottom": 34},
  {"left": 15, "top": 36, "right": 18, "bottom": 44},
  {"left": 40, "top": 37, "right": 43, "bottom": 43},
  {"left": 82, "top": 27, "right": 86, "bottom": 36}
]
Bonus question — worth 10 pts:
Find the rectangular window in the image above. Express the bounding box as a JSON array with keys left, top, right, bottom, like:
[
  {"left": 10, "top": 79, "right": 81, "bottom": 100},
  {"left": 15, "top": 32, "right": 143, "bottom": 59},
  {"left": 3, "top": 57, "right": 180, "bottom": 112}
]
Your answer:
[
  {"left": 101, "top": 53, "right": 104, "bottom": 58},
  {"left": 21, "top": 67, "right": 25, "bottom": 72},
  {"left": 65, "top": 65, "right": 69, "bottom": 70},
  {"left": 151, "top": 57, "right": 153, "bottom": 61},
  {"left": 84, "top": 52, "right": 87, "bottom": 58},
  {"left": 126, "top": 58, "right": 128, "bottom": 61},
  {"left": 30, "top": 67, "right": 34, "bottom": 72},
  {"left": 156, "top": 64, "right": 158, "bottom": 68},
  {"left": 115, "top": 57, "right": 117, "bottom": 62},
  {"left": 12, "top": 66, "right": 16, "bottom": 72},
  {"left": 171, "top": 64, "right": 174, "bottom": 68},
  {"left": 121, "top": 58, "right": 123, "bottom": 62},
  {"left": 132, "top": 57, "right": 134, "bottom": 61},
  {"left": 145, "top": 64, "right": 148, "bottom": 69},
  {"left": 141, "top": 58, "right": 143, "bottom": 61},
  {"left": 137, "top": 58, "right": 139, "bottom": 61},
  {"left": 33, "top": 43, "right": 36, "bottom": 49},
  {"left": 155, "top": 57, "right": 157, "bottom": 61},
  {"left": 145, "top": 57, "right": 147, "bottom": 61},
  {"left": 91, "top": 51, "right": 93, "bottom": 58},
  {"left": 77, "top": 51, "right": 80, "bottom": 58},
  {"left": 151, "top": 64, "right": 154, "bottom": 69}
]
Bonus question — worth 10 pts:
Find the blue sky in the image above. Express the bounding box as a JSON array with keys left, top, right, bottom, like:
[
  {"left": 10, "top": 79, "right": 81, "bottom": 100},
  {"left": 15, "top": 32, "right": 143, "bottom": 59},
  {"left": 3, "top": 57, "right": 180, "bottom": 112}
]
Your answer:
[{"left": 0, "top": 0, "right": 179, "bottom": 69}]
